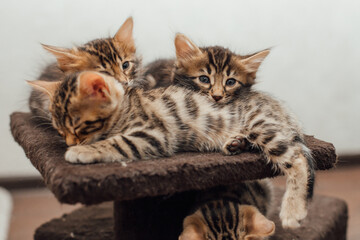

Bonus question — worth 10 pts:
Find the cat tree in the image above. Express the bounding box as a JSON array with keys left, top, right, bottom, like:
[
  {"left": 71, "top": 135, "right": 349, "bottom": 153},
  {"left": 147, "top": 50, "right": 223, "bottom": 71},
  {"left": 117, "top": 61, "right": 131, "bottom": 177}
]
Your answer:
[{"left": 10, "top": 112, "right": 347, "bottom": 240}]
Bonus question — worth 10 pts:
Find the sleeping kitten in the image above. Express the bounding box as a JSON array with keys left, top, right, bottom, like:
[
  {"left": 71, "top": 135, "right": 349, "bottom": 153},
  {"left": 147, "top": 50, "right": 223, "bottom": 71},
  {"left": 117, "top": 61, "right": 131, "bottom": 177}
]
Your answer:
[
  {"left": 28, "top": 69, "right": 313, "bottom": 229},
  {"left": 179, "top": 180, "right": 275, "bottom": 240},
  {"left": 29, "top": 17, "right": 145, "bottom": 120}
]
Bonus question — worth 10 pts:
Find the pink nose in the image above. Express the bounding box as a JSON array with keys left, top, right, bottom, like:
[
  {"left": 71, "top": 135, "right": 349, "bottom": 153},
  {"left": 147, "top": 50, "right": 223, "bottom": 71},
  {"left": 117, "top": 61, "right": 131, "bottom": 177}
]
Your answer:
[{"left": 212, "top": 95, "right": 223, "bottom": 102}]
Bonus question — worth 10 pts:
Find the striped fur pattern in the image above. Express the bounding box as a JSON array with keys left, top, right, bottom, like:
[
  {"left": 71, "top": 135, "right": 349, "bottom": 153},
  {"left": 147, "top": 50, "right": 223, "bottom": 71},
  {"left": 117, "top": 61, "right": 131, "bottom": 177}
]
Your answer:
[
  {"left": 29, "top": 65, "right": 314, "bottom": 228},
  {"left": 179, "top": 180, "right": 275, "bottom": 240},
  {"left": 29, "top": 17, "right": 145, "bottom": 121}
]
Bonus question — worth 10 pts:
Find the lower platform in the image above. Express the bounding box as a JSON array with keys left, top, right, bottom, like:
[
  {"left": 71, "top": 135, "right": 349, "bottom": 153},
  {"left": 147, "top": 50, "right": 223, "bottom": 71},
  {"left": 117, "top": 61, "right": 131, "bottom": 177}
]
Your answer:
[{"left": 34, "top": 188, "right": 348, "bottom": 240}]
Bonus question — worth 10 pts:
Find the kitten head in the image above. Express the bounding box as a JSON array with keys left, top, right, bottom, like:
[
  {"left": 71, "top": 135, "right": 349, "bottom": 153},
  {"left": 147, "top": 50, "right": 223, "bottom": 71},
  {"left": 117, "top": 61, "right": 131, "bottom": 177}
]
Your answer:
[
  {"left": 42, "top": 17, "right": 140, "bottom": 85},
  {"left": 179, "top": 202, "right": 275, "bottom": 240},
  {"left": 174, "top": 34, "right": 269, "bottom": 103},
  {"left": 28, "top": 71, "right": 124, "bottom": 146}
]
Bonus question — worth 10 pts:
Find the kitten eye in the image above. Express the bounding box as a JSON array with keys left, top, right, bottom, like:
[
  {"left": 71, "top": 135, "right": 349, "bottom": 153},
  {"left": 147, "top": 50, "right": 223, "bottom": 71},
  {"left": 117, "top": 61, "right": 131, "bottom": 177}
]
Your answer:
[
  {"left": 226, "top": 78, "right": 236, "bottom": 86},
  {"left": 122, "top": 61, "right": 130, "bottom": 70},
  {"left": 199, "top": 75, "right": 210, "bottom": 84}
]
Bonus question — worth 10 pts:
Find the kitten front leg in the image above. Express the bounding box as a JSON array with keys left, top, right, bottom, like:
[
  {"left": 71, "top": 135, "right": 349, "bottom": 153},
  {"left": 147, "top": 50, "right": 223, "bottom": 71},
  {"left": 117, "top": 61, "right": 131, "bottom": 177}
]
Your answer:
[
  {"left": 65, "top": 141, "right": 127, "bottom": 164},
  {"left": 65, "top": 135, "right": 138, "bottom": 164},
  {"left": 65, "top": 131, "right": 167, "bottom": 164},
  {"left": 65, "top": 144, "right": 105, "bottom": 164}
]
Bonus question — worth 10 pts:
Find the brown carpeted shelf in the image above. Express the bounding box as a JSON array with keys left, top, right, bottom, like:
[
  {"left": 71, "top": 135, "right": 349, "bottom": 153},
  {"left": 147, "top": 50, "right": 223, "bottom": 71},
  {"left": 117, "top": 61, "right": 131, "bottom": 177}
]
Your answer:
[{"left": 10, "top": 112, "right": 337, "bottom": 205}]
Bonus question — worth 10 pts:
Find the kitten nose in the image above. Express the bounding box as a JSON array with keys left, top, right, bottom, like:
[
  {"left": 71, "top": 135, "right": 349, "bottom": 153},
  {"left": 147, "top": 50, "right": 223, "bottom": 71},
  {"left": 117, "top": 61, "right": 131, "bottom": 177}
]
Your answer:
[
  {"left": 212, "top": 95, "right": 223, "bottom": 102},
  {"left": 65, "top": 135, "right": 78, "bottom": 146}
]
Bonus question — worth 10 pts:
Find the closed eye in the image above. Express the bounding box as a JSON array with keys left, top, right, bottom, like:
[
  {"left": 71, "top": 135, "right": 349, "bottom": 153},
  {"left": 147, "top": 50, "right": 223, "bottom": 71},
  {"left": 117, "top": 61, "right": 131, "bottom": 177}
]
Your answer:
[
  {"left": 75, "top": 118, "right": 107, "bottom": 135},
  {"left": 79, "top": 124, "right": 103, "bottom": 135},
  {"left": 74, "top": 119, "right": 98, "bottom": 131},
  {"left": 84, "top": 119, "right": 105, "bottom": 125}
]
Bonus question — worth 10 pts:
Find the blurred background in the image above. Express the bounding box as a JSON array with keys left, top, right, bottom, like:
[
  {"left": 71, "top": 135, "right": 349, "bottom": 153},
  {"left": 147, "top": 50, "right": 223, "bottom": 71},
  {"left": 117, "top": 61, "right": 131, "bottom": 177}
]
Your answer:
[{"left": 0, "top": 0, "right": 359, "bottom": 239}]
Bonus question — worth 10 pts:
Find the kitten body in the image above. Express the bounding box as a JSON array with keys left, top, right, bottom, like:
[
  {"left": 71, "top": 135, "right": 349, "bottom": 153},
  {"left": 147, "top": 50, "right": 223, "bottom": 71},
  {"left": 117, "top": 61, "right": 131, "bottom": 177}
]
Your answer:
[
  {"left": 143, "top": 58, "right": 176, "bottom": 89},
  {"left": 30, "top": 68, "right": 314, "bottom": 229},
  {"left": 179, "top": 180, "right": 275, "bottom": 240},
  {"left": 147, "top": 34, "right": 316, "bottom": 230}
]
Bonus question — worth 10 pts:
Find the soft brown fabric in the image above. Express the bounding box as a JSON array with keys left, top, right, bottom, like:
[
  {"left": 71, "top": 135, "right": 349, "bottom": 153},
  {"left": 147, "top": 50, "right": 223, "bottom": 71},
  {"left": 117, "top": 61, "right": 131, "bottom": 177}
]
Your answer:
[
  {"left": 34, "top": 202, "right": 114, "bottom": 240},
  {"left": 34, "top": 188, "right": 348, "bottom": 240},
  {"left": 10, "top": 112, "right": 337, "bottom": 204}
]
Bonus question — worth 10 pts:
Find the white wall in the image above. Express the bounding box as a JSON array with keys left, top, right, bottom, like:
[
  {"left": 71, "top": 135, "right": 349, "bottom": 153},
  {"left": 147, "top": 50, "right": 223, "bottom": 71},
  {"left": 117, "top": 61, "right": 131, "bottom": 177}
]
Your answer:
[{"left": 1, "top": 0, "right": 359, "bottom": 177}]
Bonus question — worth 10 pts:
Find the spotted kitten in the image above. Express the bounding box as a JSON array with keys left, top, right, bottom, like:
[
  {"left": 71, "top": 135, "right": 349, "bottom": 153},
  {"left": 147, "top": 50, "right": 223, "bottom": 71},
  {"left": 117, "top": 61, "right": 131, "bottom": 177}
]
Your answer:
[
  {"left": 29, "top": 66, "right": 313, "bottom": 228},
  {"left": 166, "top": 34, "right": 315, "bottom": 229},
  {"left": 29, "top": 17, "right": 145, "bottom": 120},
  {"left": 179, "top": 180, "right": 275, "bottom": 240}
]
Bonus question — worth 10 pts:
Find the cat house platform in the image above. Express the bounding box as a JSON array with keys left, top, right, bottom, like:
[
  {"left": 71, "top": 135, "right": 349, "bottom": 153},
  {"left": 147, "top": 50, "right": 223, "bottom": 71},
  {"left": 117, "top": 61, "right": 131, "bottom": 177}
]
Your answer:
[
  {"left": 10, "top": 112, "right": 346, "bottom": 239},
  {"left": 33, "top": 188, "right": 348, "bottom": 240}
]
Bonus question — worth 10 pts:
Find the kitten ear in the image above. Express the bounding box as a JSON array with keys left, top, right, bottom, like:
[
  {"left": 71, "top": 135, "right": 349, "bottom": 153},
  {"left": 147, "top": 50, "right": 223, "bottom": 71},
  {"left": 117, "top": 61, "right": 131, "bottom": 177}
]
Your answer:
[
  {"left": 41, "top": 44, "right": 80, "bottom": 71},
  {"left": 113, "top": 17, "right": 135, "bottom": 52},
  {"left": 179, "top": 213, "right": 207, "bottom": 240},
  {"left": 78, "top": 72, "right": 110, "bottom": 100},
  {"left": 27, "top": 80, "right": 61, "bottom": 99},
  {"left": 175, "top": 34, "right": 202, "bottom": 61},
  {"left": 243, "top": 206, "right": 275, "bottom": 239},
  {"left": 241, "top": 49, "right": 270, "bottom": 73}
]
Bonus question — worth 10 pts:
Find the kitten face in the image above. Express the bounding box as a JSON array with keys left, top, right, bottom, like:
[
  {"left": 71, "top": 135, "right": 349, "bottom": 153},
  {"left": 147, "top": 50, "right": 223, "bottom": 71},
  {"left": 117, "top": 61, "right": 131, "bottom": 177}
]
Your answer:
[
  {"left": 174, "top": 34, "right": 269, "bottom": 103},
  {"left": 42, "top": 17, "right": 140, "bottom": 85},
  {"left": 179, "top": 203, "right": 274, "bottom": 240},
  {"left": 29, "top": 71, "right": 124, "bottom": 146}
]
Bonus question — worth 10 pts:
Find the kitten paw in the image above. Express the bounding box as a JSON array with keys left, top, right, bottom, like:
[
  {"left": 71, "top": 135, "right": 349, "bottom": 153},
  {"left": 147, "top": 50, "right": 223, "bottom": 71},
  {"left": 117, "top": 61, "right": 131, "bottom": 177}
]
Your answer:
[
  {"left": 280, "top": 198, "right": 307, "bottom": 229},
  {"left": 280, "top": 216, "right": 301, "bottom": 229},
  {"left": 65, "top": 145, "right": 101, "bottom": 164},
  {"left": 222, "top": 135, "right": 252, "bottom": 155}
]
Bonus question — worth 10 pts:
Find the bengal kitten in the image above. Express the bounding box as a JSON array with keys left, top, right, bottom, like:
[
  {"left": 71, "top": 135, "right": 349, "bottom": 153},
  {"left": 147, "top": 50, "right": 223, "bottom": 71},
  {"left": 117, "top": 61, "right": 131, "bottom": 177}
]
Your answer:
[
  {"left": 179, "top": 180, "right": 275, "bottom": 240},
  {"left": 29, "top": 17, "right": 145, "bottom": 120},
  {"left": 172, "top": 34, "right": 315, "bottom": 230},
  {"left": 29, "top": 68, "right": 313, "bottom": 229}
]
